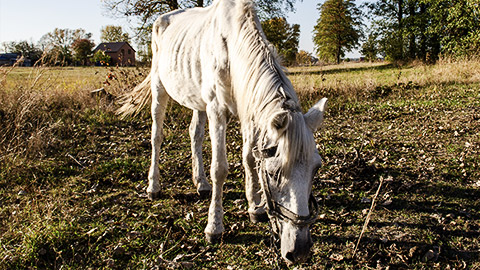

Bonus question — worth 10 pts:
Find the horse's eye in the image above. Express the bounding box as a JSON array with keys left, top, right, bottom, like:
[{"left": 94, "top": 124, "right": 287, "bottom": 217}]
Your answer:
[{"left": 262, "top": 146, "right": 277, "bottom": 158}]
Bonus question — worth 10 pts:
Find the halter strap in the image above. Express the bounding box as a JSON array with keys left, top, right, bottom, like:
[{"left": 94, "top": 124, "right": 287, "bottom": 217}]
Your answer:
[{"left": 260, "top": 160, "right": 318, "bottom": 227}]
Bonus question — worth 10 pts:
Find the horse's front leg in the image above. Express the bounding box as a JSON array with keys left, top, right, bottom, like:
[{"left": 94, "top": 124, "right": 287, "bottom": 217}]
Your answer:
[
  {"left": 204, "top": 101, "right": 228, "bottom": 243},
  {"left": 189, "top": 110, "right": 211, "bottom": 197},
  {"left": 243, "top": 139, "right": 267, "bottom": 223}
]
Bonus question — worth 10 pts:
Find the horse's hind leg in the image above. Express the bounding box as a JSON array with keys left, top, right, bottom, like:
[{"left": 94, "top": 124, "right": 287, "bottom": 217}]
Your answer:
[
  {"left": 147, "top": 76, "right": 169, "bottom": 200},
  {"left": 189, "top": 110, "right": 211, "bottom": 197}
]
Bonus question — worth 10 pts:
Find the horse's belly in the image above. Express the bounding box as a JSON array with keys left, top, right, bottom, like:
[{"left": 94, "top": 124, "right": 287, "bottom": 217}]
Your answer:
[{"left": 163, "top": 79, "right": 207, "bottom": 111}]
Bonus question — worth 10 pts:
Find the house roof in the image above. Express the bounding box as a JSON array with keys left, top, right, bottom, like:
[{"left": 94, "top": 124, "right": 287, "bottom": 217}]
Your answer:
[{"left": 94, "top": 42, "right": 136, "bottom": 53}]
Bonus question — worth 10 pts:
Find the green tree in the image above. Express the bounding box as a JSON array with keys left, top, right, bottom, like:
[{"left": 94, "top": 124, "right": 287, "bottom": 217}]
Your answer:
[
  {"left": 365, "top": 0, "right": 480, "bottom": 61},
  {"left": 100, "top": 25, "right": 130, "bottom": 43},
  {"left": 92, "top": 50, "right": 112, "bottom": 66},
  {"left": 261, "top": 17, "right": 300, "bottom": 66},
  {"left": 72, "top": 39, "right": 95, "bottom": 65},
  {"left": 361, "top": 32, "right": 379, "bottom": 61},
  {"left": 365, "top": 0, "right": 422, "bottom": 61},
  {"left": 313, "top": 0, "right": 362, "bottom": 64},
  {"left": 423, "top": 0, "right": 480, "bottom": 57}
]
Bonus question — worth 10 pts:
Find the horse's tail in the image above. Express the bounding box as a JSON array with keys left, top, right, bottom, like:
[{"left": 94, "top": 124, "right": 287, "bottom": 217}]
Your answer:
[{"left": 116, "top": 72, "right": 152, "bottom": 118}]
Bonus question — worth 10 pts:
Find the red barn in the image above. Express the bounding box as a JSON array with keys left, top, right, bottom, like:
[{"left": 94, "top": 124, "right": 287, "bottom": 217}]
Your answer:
[{"left": 94, "top": 42, "right": 136, "bottom": 66}]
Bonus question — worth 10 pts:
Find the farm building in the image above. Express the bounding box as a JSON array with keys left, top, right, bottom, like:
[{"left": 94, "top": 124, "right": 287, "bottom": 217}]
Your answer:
[
  {"left": 94, "top": 42, "right": 136, "bottom": 66},
  {"left": 0, "top": 53, "right": 31, "bottom": 66}
]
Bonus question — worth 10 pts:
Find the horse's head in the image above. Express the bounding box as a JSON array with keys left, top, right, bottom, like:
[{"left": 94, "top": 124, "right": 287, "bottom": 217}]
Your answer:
[{"left": 254, "top": 98, "right": 327, "bottom": 264}]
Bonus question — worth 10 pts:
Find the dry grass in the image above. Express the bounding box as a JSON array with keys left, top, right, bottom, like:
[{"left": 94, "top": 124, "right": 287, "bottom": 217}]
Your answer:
[
  {"left": 0, "top": 60, "right": 479, "bottom": 269},
  {"left": 0, "top": 65, "right": 148, "bottom": 161},
  {"left": 289, "top": 58, "right": 480, "bottom": 103}
]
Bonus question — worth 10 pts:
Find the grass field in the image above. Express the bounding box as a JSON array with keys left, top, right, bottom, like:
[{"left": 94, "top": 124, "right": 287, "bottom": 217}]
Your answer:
[{"left": 1, "top": 60, "right": 479, "bottom": 269}]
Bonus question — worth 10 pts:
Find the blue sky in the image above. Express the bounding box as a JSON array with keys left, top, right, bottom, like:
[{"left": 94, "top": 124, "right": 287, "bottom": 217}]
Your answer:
[
  {"left": 0, "top": 0, "right": 365, "bottom": 57},
  {"left": 0, "top": 0, "right": 128, "bottom": 48}
]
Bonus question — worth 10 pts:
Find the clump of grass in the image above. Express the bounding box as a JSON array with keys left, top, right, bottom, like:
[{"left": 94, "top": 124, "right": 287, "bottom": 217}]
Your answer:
[{"left": 0, "top": 67, "right": 96, "bottom": 161}]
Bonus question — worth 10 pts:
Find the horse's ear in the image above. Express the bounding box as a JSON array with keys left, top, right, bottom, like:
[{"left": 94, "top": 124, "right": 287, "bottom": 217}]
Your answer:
[
  {"left": 271, "top": 111, "right": 291, "bottom": 134},
  {"left": 304, "top": 98, "right": 328, "bottom": 132}
]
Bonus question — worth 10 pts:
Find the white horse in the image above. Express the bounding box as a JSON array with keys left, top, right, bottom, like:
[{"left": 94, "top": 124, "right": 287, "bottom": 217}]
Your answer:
[{"left": 118, "top": 0, "right": 327, "bottom": 264}]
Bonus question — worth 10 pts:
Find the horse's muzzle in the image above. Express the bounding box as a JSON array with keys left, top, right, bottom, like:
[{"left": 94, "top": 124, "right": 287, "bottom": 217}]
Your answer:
[{"left": 281, "top": 225, "right": 313, "bottom": 264}]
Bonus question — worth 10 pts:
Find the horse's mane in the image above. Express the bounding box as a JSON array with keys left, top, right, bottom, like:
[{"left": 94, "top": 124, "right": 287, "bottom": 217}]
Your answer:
[{"left": 230, "top": 0, "right": 315, "bottom": 176}]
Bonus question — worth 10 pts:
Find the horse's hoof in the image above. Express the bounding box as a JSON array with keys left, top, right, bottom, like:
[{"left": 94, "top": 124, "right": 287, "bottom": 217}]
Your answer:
[
  {"left": 249, "top": 212, "right": 269, "bottom": 223},
  {"left": 197, "top": 189, "right": 211, "bottom": 199},
  {"left": 196, "top": 181, "right": 212, "bottom": 199},
  {"left": 147, "top": 191, "right": 160, "bottom": 200},
  {"left": 205, "top": 232, "right": 222, "bottom": 244}
]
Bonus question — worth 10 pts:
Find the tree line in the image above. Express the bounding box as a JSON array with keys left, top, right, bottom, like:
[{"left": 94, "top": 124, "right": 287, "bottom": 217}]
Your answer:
[{"left": 1, "top": 26, "right": 131, "bottom": 66}]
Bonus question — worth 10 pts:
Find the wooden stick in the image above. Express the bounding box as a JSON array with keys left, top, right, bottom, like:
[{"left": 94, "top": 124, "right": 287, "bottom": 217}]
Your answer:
[{"left": 353, "top": 176, "right": 384, "bottom": 257}]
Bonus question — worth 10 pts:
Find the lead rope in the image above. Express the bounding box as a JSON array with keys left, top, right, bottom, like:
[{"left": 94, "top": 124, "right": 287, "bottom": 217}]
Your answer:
[{"left": 256, "top": 158, "right": 282, "bottom": 267}]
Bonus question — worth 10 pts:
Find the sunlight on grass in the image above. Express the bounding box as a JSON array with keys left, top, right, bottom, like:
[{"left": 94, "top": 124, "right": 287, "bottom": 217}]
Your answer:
[{"left": 289, "top": 59, "right": 480, "bottom": 103}]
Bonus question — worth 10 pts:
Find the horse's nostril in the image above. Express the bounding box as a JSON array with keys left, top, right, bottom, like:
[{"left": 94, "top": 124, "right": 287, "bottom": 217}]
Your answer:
[{"left": 285, "top": 251, "right": 295, "bottom": 263}]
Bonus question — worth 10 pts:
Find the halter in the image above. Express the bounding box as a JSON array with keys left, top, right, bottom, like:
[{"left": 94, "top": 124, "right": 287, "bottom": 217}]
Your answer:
[{"left": 259, "top": 158, "right": 319, "bottom": 227}]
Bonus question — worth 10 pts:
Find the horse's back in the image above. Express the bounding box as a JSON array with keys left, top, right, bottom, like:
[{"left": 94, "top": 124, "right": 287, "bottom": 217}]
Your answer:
[{"left": 151, "top": 1, "right": 234, "bottom": 112}]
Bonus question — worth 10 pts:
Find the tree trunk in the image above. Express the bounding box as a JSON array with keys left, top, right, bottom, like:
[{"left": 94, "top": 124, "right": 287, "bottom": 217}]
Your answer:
[
  {"left": 419, "top": 3, "right": 427, "bottom": 61},
  {"left": 408, "top": 2, "right": 416, "bottom": 59},
  {"left": 398, "top": 0, "right": 404, "bottom": 59},
  {"left": 430, "top": 34, "right": 441, "bottom": 63},
  {"left": 336, "top": 43, "right": 341, "bottom": 64}
]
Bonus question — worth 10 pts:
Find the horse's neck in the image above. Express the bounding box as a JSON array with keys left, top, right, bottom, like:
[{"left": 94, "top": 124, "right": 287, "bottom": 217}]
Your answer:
[
  {"left": 228, "top": 24, "right": 285, "bottom": 118},
  {"left": 217, "top": 0, "right": 298, "bottom": 142}
]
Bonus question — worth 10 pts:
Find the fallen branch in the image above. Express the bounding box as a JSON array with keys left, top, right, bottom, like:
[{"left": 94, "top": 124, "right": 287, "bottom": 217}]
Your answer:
[
  {"left": 66, "top": 153, "right": 85, "bottom": 168},
  {"left": 353, "top": 176, "right": 384, "bottom": 257}
]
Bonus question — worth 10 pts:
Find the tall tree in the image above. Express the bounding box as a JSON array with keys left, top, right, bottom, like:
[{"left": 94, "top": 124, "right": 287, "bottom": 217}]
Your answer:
[
  {"left": 100, "top": 25, "right": 130, "bottom": 43},
  {"left": 72, "top": 39, "right": 95, "bottom": 65},
  {"left": 39, "top": 28, "right": 92, "bottom": 65},
  {"left": 423, "top": 0, "right": 480, "bottom": 57},
  {"left": 313, "top": 0, "right": 362, "bottom": 64},
  {"left": 261, "top": 17, "right": 300, "bottom": 66},
  {"left": 364, "top": 0, "right": 407, "bottom": 61},
  {"left": 361, "top": 32, "right": 379, "bottom": 61}
]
